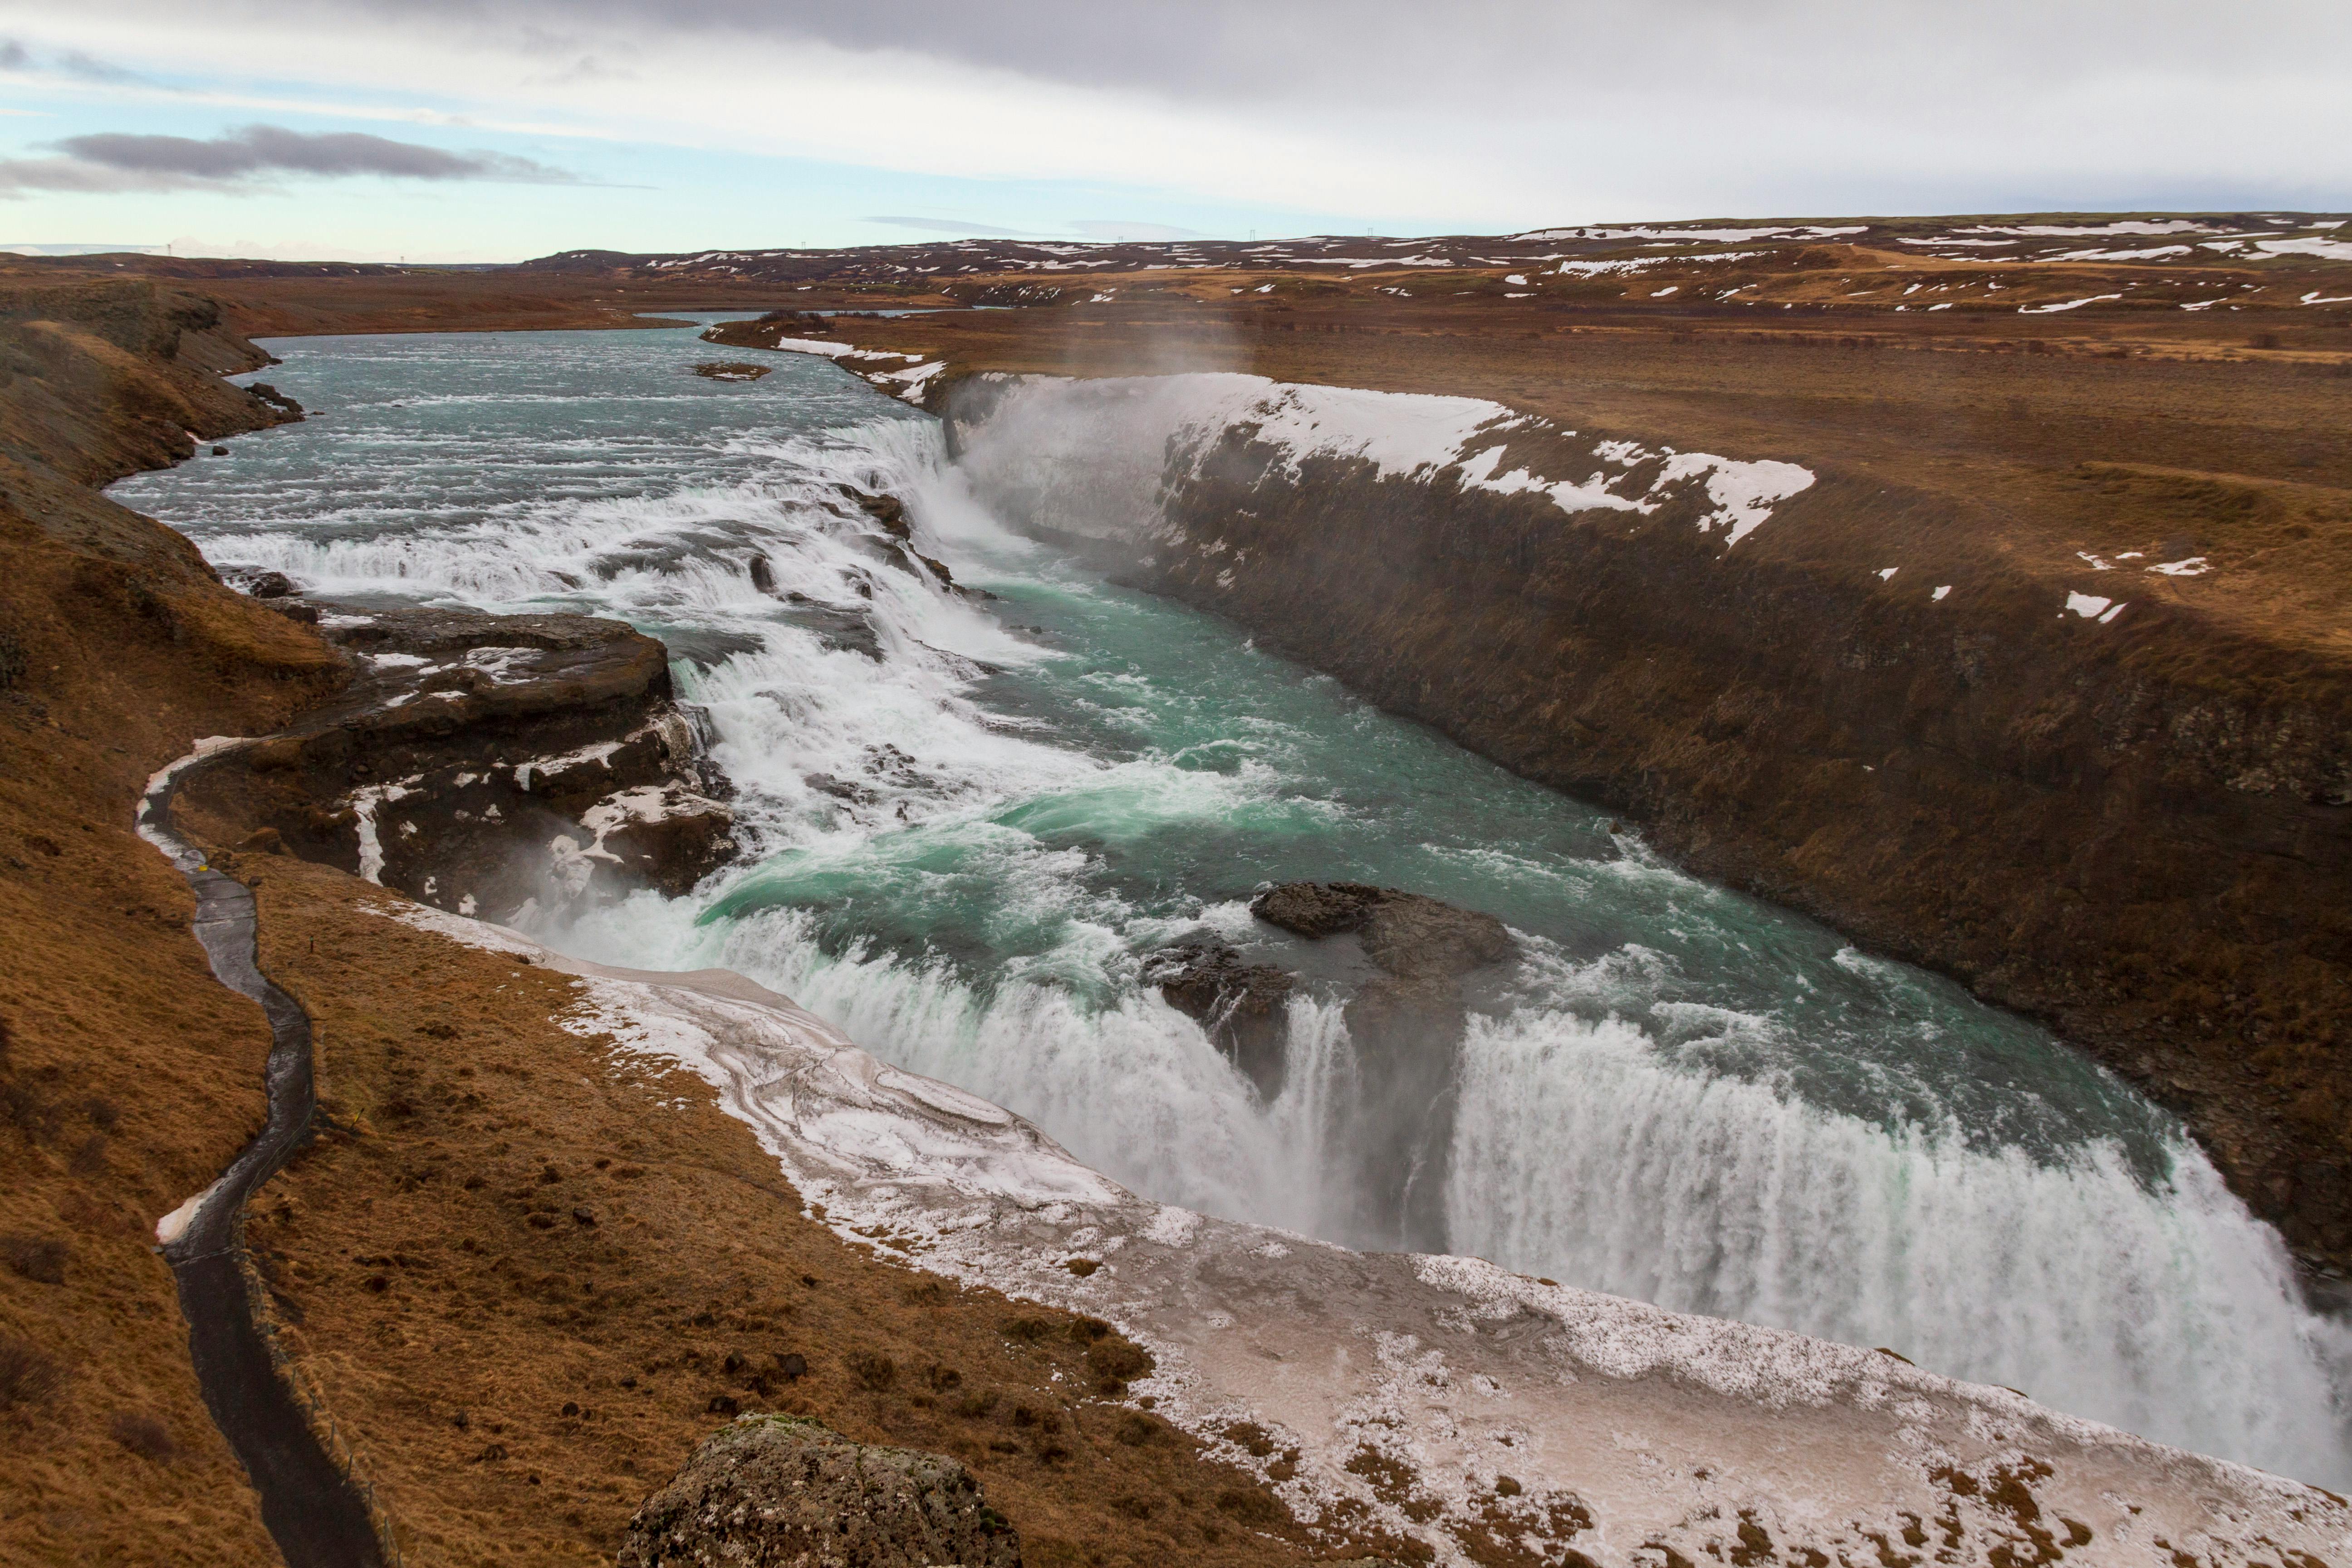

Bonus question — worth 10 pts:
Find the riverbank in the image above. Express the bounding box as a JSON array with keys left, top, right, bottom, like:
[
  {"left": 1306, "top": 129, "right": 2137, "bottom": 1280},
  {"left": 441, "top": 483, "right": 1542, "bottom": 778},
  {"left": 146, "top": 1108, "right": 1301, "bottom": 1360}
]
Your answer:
[{"left": 0, "top": 278, "right": 348, "bottom": 1563}]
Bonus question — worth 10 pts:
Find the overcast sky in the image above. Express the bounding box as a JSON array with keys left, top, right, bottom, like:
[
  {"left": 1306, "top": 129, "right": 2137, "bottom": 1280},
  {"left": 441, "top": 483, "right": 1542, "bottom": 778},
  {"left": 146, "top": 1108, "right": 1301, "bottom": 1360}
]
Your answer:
[{"left": 2, "top": 0, "right": 2346, "bottom": 260}]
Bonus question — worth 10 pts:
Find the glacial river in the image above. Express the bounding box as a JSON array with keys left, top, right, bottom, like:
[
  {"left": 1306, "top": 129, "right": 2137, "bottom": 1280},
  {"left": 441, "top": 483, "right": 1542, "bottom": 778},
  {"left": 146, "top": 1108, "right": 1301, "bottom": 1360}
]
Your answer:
[{"left": 112, "top": 321, "right": 2351, "bottom": 1484}]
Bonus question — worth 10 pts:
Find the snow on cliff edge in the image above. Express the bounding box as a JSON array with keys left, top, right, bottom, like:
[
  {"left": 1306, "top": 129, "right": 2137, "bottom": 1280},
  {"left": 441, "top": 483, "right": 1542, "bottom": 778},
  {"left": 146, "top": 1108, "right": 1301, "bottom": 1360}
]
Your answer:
[{"left": 953, "top": 372, "right": 1816, "bottom": 552}]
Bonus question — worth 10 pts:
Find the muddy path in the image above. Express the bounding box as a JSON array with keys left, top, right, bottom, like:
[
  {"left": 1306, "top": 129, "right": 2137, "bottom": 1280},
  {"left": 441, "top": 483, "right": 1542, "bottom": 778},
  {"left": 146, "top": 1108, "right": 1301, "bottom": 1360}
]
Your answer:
[{"left": 140, "top": 743, "right": 387, "bottom": 1568}]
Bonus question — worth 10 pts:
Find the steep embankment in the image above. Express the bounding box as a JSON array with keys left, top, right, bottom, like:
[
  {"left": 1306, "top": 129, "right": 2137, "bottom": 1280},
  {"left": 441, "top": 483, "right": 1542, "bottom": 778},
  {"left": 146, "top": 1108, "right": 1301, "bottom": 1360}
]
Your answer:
[
  {"left": 941, "top": 365, "right": 2352, "bottom": 1273},
  {"left": 0, "top": 279, "right": 347, "bottom": 1563}
]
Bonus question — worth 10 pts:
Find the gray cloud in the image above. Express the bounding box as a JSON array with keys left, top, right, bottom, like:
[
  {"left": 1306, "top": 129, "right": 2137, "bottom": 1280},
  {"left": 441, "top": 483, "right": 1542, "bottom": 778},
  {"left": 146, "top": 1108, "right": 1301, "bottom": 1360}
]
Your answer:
[
  {"left": 343, "top": 0, "right": 2351, "bottom": 106},
  {"left": 55, "top": 125, "right": 572, "bottom": 181},
  {"left": 0, "top": 123, "right": 577, "bottom": 195},
  {"left": 0, "top": 41, "right": 154, "bottom": 84},
  {"left": 55, "top": 49, "right": 148, "bottom": 84},
  {"left": 0, "top": 157, "right": 242, "bottom": 196}
]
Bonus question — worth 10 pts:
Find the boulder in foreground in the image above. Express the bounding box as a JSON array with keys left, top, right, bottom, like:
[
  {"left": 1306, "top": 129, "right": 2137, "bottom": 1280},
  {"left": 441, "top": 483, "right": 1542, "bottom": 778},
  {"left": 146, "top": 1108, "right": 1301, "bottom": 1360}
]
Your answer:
[{"left": 620, "top": 1415, "right": 1020, "bottom": 1568}]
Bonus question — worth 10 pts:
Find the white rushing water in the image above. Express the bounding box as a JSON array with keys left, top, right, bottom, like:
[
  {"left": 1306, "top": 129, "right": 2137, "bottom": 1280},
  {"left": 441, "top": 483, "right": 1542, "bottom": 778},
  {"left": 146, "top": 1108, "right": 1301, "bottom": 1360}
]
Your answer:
[{"left": 108, "top": 325, "right": 2352, "bottom": 1484}]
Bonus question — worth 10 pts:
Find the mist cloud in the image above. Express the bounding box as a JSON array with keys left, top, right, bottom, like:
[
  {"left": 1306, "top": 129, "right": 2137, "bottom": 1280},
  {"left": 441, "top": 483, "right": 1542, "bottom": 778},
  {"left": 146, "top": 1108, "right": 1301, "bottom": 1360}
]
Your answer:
[
  {"left": 863, "top": 215, "right": 1038, "bottom": 236},
  {"left": 0, "top": 123, "right": 576, "bottom": 196}
]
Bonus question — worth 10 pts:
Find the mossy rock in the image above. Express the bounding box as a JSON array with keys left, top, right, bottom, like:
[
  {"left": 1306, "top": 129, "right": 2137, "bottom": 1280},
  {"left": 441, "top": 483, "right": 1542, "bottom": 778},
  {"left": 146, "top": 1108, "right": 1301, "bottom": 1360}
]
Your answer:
[{"left": 619, "top": 1414, "right": 1020, "bottom": 1566}]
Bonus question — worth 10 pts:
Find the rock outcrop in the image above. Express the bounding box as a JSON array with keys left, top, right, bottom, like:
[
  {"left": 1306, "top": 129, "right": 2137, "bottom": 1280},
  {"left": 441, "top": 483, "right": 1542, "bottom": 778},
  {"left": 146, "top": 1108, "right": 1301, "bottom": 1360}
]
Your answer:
[
  {"left": 1251, "top": 882, "right": 1514, "bottom": 983},
  {"left": 175, "top": 600, "right": 735, "bottom": 921},
  {"left": 1141, "top": 933, "right": 1294, "bottom": 1098},
  {"left": 1145, "top": 884, "right": 1515, "bottom": 1125},
  {"left": 1250, "top": 882, "right": 1517, "bottom": 1251},
  {"left": 619, "top": 1415, "right": 1019, "bottom": 1568}
]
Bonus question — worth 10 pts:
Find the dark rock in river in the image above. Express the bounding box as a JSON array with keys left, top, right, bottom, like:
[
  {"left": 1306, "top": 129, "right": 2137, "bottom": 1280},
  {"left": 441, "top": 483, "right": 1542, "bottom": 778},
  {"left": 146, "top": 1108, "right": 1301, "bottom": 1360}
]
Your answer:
[
  {"left": 229, "top": 568, "right": 296, "bottom": 598},
  {"left": 246, "top": 381, "right": 303, "bottom": 417},
  {"left": 619, "top": 1415, "right": 1020, "bottom": 1568},
  {"left": 773, "top": 593, "right": 883, "bottom": 659},
  {"left": 1252, "top": 881, "right": 1514, "bottom": 983},
  {"left": 1143, "top": 934, "right": 1294, "bottom": 1099},
  {"left": 851, "top": 488, "right": 914, "bottom": 540}
]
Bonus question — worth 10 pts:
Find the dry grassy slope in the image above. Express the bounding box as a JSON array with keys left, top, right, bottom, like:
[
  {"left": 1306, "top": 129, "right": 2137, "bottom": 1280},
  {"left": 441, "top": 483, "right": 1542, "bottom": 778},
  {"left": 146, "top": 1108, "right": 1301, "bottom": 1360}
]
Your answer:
[
  {"left": 789, "top": 300, "right": 2352, "bottom": 1269},
  {"left": 214, "top": 853, "right": 1378, "bottom": 1568},
  {"left": 0, "top": 284, "right": 351, "bottom": 1563},
  {"left": 0, "top": 257, "right": 914, "bottom": 339}
]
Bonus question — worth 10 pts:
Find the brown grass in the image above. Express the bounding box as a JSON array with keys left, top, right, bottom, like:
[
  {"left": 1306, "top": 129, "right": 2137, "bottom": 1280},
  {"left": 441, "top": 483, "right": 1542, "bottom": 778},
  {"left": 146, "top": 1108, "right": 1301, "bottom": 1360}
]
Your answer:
[{"left": 0, "top": 515, "right": 332, "bottom": 1564}]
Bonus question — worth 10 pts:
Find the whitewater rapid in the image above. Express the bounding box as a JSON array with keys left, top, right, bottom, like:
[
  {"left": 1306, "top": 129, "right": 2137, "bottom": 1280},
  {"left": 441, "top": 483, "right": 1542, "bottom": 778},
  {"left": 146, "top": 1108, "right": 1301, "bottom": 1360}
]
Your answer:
[{"left": 108, "top": 324, "right": 2352, "bottom": 1485}]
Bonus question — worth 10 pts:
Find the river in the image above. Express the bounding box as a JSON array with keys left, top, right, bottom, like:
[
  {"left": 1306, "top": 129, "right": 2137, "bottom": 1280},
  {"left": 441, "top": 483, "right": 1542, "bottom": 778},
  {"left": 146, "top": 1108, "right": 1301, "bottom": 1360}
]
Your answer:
[{"left": 110, "top": 318, "right": 2352, "bottom": 1485}]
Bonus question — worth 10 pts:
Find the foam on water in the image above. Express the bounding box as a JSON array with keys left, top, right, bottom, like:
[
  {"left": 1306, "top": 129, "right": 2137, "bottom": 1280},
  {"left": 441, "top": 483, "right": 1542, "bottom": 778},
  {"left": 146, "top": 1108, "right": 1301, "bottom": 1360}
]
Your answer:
[{"left": 111, "top": 325, "right": 2352, "bottom": 1484}]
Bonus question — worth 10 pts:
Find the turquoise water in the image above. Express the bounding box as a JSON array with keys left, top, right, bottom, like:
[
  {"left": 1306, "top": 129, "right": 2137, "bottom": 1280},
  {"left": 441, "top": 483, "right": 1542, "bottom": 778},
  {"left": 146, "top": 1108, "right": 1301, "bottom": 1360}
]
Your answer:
[{"left": 111, "top": 321, "right": 2351, "bottom": 1483}]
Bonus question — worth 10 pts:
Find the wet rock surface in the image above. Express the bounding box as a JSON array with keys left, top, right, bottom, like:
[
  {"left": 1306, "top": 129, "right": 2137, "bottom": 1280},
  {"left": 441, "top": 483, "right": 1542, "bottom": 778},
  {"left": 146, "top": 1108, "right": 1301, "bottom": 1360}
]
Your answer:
[
  {"left": 1142, "top": 934, "right": 1295, "bottom": 1098},
  {"left": 619, "top": 1415, "right": 1020, "bottom": 1568},
  {"left": 1252, "top": 881, "right": 1515, "bottom": 985},
  {"left": 176, "top": 598, "right": 737, "bottom": 920}
]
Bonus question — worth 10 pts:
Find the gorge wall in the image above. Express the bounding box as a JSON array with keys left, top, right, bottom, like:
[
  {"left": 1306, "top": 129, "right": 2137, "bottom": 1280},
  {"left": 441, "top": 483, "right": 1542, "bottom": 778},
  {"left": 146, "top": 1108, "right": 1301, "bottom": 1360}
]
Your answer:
[{"left": 945, "top": 371, "right": 2352, "bottom": 1273}]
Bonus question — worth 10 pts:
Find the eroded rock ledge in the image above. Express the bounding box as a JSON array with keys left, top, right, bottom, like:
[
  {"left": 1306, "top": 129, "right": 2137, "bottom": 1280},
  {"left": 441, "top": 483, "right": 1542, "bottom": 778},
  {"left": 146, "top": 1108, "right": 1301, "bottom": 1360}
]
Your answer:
[{"left": 176, "top": 599, "right": 736, "bottom": 921}]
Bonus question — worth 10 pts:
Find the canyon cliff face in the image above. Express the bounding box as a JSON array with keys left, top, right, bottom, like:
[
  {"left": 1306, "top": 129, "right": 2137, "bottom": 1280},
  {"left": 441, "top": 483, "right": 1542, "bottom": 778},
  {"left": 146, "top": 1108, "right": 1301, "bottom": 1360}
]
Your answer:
[{"left": 946, "top": 372, "right": 2352, "bottom": 1271}]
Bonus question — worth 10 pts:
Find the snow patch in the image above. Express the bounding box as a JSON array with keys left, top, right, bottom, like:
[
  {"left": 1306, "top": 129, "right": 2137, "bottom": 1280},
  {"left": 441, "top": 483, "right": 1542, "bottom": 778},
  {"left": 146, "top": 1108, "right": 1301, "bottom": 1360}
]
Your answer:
[
  {"left": 2019, "top": 294, "right": 2123, "bottom": 314},
  {"left": 2065, "top": 592, "right": 2123, "bottom": 620}
]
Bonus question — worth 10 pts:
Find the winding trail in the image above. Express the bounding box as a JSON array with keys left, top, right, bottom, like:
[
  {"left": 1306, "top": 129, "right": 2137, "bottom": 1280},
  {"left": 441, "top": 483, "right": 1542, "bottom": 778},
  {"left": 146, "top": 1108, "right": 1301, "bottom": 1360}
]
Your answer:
[{"left": 140, "top": 741, "right": 387, "bottom": 1568}]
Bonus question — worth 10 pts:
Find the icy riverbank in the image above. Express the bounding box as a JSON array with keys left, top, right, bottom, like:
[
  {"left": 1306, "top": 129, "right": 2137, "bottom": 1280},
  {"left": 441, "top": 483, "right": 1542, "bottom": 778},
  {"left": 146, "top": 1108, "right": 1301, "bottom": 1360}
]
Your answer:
[{"left": 385, "top": 896, "right": 2352, "bottom": 1568}]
